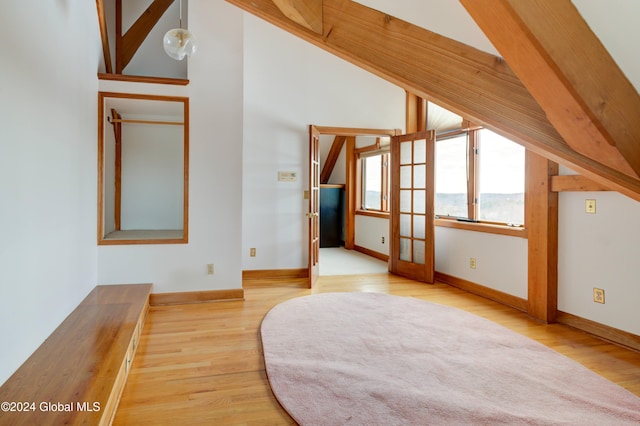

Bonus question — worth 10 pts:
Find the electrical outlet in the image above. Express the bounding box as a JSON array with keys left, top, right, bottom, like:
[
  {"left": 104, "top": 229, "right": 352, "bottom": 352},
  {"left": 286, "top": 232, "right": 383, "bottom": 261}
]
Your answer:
[
  {"left": 593, "top": 288, "right": 605, "bottom": 304},
  {"left": 250, "top": 248, "right": 256, "bottom": 257},
  {"left": 585, "top": 199, "right": 596, "bottom": 214},
  {"left": 469, "top": 258, "right": 477, "bottom": 269},
  {"left": 207, "top": 264, "right": 214, "bottom": 275}
]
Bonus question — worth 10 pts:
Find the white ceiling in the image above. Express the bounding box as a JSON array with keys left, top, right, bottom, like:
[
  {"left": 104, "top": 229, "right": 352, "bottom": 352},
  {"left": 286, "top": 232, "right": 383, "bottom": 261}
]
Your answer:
[
  {"left": 354, "top": 0, "right": 640, "bottom": 93},
  {"left": 353, "top": 0, "right": 499, "bottom": 56}
]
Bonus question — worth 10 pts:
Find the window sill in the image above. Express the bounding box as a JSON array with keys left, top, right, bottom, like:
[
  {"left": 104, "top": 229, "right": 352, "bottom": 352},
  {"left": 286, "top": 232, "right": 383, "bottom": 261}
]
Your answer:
[
  {"left": 356, "top": 210, "right": 390, "bottom": 219},
  {"left": 435, "top": 218, "right": 527, "bottom": 238},
  {"left": 99, "top": 229, "right": 187, "bottom": 245}
]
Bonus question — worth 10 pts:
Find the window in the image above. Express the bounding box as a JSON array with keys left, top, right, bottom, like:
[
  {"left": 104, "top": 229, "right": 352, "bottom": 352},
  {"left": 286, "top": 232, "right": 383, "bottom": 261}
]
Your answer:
[
  {"left": 358, "top": 147, "right": 390, "bottom": 214},
  {"left": 435, "top": 133, "right": 468, "bottom": 218},
  {"left": 477, "top": 130, "right": 524, "bottom": 225},
  {"left": 98, "top": 92, "right": 189, "bottom": 245},
  {"left": 435, "top": 128, "right": 524, "bottom": 226}
]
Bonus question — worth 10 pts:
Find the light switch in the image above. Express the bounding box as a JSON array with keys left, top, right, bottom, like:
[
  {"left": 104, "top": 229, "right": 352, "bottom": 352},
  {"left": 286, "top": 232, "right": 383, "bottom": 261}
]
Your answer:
[
  {"left": 585, "top": 199, "right": 596, "bottom": 214},
  {"left": 278, "top": 171, "right": 297, "bottom": 182}
]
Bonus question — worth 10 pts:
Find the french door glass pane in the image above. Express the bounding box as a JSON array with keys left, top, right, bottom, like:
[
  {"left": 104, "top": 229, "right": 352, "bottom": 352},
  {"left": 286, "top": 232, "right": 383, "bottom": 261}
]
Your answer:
[
  {"left": 400, "top": 141, "right": 412, "bottom": 164},
  {"left": 414, "top": 164, "right": 426, "bottom": 189},
  {"left": 400, "top": 238, "right": 411, "bottom": 261},
  {"left": 400, "top": 190, "right": 411, "bottom": 213},
  {"left": 413, "top": 215, "right": 425, "bottom": 239},
  {"left": 400, "top": 165, "right": 412, "bottom": 188},
  {"left": 413, "top": 240, "right": 425, "bottom": 265},
  {"left": 400, "top": 214, "right": 411, "bottom": 237},
  {"left": 413, "top": 190, "right": 425, "bottom": 214},
  {"left": 414, "top": 139, "right": 426, "bottom": 163}
]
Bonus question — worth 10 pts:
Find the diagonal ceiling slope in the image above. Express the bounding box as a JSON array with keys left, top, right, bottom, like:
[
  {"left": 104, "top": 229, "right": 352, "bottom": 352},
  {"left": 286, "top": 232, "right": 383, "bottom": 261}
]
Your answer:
[
  {"left": 226, "top": 0, "right": 640, "bottom": 201},
  {"left": 460, "top": 0, "right": 640, "bottom": 179}
]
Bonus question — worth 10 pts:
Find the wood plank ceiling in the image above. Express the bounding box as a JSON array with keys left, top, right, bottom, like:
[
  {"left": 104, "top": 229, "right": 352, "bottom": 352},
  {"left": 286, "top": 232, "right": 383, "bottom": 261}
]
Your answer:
[{"left": 225, "top": 0, "right": 640, "bottom": 202}]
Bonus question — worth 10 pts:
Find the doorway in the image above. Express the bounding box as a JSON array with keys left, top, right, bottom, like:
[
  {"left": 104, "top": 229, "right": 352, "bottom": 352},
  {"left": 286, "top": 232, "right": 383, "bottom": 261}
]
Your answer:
[
  {"left": 319, "top": 247, "right": 388, "bottom": 275},
  {"left": 307, "top": 126, "right": 401, "bottom": 287}
]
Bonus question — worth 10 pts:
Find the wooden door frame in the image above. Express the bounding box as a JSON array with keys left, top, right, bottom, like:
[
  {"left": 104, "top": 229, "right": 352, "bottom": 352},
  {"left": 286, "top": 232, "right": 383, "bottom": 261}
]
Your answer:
[{"left": 308, "top": 126, "right": 401, "bottom": 280}]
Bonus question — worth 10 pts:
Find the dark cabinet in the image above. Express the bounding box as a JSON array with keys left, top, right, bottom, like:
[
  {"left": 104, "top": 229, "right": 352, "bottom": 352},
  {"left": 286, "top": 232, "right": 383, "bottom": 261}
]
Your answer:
[{"left": 320, "top": 185, "right": 343, "bottom": 247}]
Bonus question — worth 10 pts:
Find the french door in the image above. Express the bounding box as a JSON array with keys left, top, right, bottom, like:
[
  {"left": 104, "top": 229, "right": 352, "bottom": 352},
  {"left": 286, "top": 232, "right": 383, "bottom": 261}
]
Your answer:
[
  {"left": 389, "top": 130, "right": 435, "bottom": 283},
  {"left": 307, "top": 125, "right": 321, "bottom": 288}
]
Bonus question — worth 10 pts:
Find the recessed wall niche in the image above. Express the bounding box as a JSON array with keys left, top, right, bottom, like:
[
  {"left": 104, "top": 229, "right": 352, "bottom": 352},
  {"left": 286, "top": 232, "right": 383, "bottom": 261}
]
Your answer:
[{"left": 98, "top": 92, "right": 189, "bottom": 245}]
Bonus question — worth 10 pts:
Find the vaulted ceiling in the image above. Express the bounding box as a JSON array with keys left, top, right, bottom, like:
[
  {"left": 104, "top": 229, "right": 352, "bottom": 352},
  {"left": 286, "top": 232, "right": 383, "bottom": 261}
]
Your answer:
[
  {"left": 97, "top": 0, "right": 640, "bottom": 201},
  {"left": 225, "top": 0, "right": 640, "bottom": 202}
]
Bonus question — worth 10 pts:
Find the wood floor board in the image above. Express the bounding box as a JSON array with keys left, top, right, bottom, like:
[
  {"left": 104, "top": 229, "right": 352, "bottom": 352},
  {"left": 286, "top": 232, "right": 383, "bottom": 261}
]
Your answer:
[{"left": 114, "top": 274, "right": 640, "bottom": 424}]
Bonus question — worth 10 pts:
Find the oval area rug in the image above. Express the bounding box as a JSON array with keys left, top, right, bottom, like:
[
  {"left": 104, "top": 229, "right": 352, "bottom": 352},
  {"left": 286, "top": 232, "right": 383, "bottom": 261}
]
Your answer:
[{"left": 261, "top": 292, "right": 640, "bottom": 425}]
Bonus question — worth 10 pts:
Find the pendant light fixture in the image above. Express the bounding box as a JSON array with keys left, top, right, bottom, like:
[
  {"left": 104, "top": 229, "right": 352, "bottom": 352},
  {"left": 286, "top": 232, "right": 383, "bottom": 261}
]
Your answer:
[{"left": 163, "top": 0, "right": 197, "bottom": 60}]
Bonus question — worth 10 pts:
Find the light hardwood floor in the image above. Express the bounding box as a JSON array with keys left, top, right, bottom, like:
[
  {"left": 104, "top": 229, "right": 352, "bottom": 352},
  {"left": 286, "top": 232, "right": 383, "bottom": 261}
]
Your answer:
[{"left": 114, "top": 274, "right": 640, "bottom": 425}]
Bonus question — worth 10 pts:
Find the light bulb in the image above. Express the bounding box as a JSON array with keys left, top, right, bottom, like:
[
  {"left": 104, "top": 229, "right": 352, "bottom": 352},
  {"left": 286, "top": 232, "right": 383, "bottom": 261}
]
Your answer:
[{"left": 163, "top": 28, "right": 197, "bottom": 61}]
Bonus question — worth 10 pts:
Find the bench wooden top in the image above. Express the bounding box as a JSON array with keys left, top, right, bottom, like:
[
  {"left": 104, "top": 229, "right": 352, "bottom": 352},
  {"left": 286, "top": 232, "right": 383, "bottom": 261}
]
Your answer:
[{"left": 0, "top": 284, "right": 151, "bottom": 425}]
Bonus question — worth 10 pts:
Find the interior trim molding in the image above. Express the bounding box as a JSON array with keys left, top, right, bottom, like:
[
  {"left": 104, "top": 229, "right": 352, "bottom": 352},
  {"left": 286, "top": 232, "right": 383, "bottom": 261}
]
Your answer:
[
  {"left": 354, "top": 245, "right": 389, "bottom": 263},
  {"left": 243, "top": 269, "right": 309, "bottom": 288},
  {"left": 150, "top": 289, "right": 244, "bottom": 306},
  {"left": 435, "top": 218, "right": 528, "bottom": 238},
  {"left": 435, "top": 271, "right": 528, "bottom": 312},
  {"left": 556, "top": 311, "right": 640, "bottom": 353},
  {"left": 98, "top": 72, "right": 190, "bottom": 86},
  {"left": 243, "top": 268, "right": 309, "bottom": 280},
  {"left": 550, "top": 175, "right": 611, "bottom": 192}
]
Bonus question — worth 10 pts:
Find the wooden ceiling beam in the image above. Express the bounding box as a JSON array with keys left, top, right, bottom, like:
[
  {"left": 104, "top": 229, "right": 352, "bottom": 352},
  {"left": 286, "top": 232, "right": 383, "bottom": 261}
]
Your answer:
[
  {"left": 272, "top": 0, "right": 323, "bottom": 34},
  {"left": 406, "top": 92, "right": 427, "bottom": 133},
  {"left": 96, "top": 0, "right": 113, "bottom": 73},
  {"left": 225, "top": 0, "right": 640, "bottom": 201},
  {"left": 120, "top": 0, "right": 175, "bottom": 72},
  {"left": 320, "top": 135, "right": 346, "bottom": 183},
  {"left": 460, "top": 0, "right": 640, "bottom": 179}
]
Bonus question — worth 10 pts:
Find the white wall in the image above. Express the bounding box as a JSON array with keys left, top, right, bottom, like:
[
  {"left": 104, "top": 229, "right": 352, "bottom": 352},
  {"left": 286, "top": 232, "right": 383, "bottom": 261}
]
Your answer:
[
  {"left": 120, "top": 123, "right": 184, "bottom": 230},
  {"left": 104, "top": 119, "right": 117, "bottom": 234},
  {"left": 558, "top": 190, "right": 640, "bottom": 335},
  {"left": 355, "top": 216, "right": 389, "bottom": 255},
  {"left": 242, "top": 14, "right": 405, "bottom": 270},
  {"left": 435, "top": 228, "right": 528, "bottom": 299},
  {"left": 0, "top": 1, "right": 100, "bottom": 385},
  {"left": 327, "top": 146, "right": 347, "bottom": 185},
  {"left": 97, "top": 2, "right": 244, "bottom": 293}
]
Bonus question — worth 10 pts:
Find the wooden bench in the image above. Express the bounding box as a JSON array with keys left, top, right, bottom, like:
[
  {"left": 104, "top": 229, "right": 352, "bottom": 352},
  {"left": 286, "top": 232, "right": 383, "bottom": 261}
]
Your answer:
[{"left": 0, "top": 284, "right": 152, "bottom": 425}]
